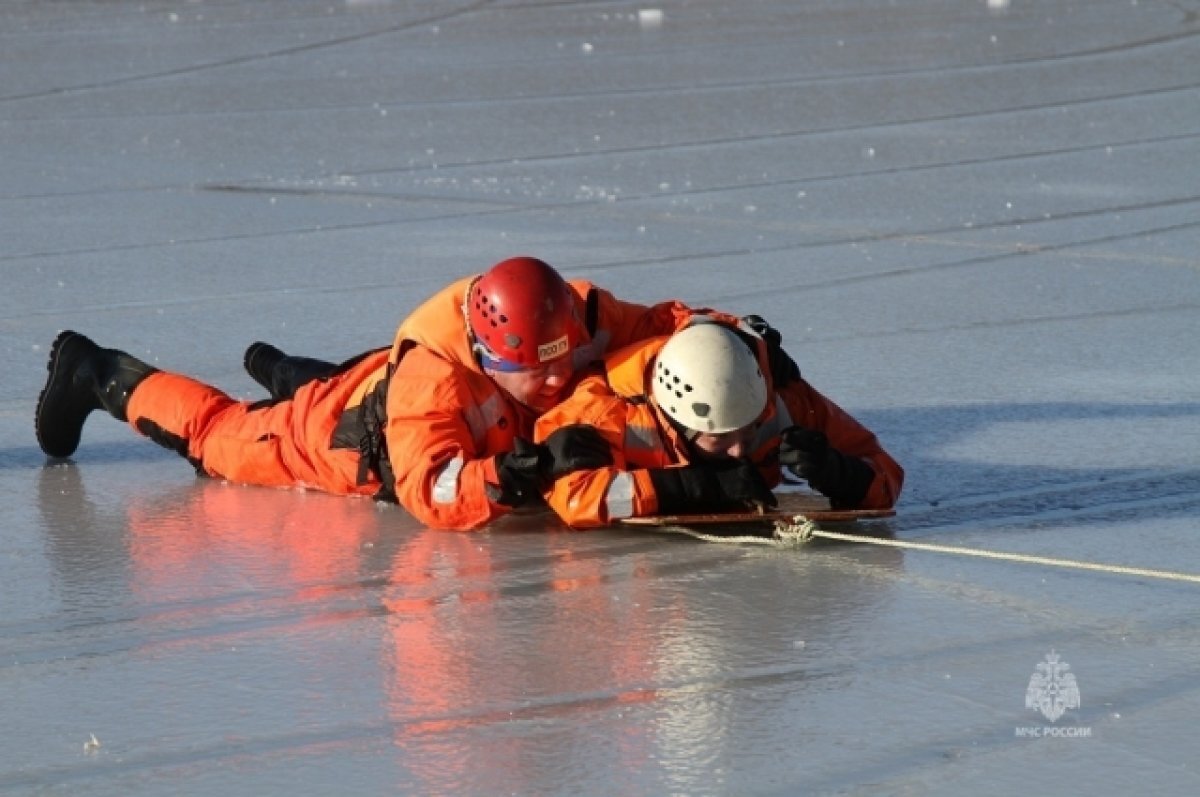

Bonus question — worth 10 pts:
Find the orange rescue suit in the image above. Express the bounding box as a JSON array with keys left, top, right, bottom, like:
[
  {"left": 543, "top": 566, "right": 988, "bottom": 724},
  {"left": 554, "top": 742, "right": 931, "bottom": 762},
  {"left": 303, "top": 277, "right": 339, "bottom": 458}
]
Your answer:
[
  {"left": 533, "top": 335, "right": 904, "bottom": 529},
  {"left": 124, "top": 276, "right": 707, "bottom": 530}
]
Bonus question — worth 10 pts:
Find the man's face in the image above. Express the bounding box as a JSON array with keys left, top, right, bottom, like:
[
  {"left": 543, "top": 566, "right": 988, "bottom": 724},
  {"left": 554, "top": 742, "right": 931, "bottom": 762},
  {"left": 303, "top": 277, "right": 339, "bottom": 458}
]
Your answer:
[
  {"left": 485, "top": 355, "right": 575, "bottom": 413},
  {"left": 687, "top": 424, "right": 758, "bottom": 461}
]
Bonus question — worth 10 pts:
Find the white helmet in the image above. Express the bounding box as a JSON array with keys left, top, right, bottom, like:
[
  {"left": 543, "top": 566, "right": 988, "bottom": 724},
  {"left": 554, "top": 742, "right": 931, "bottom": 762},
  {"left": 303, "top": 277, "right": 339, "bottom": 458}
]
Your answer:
[{"left": 651, "top": 323, "right": 768, "bottom": 434}]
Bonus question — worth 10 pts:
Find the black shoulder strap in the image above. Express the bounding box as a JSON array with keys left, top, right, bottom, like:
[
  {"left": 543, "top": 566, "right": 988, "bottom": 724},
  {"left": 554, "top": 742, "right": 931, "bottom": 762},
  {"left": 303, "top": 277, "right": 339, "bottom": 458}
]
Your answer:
[
  {"left": 356, "top": 376, "right": 397, "bottom": 502},
  {"left": 585, "top": 287, "right": 600, "bottom": 337}
]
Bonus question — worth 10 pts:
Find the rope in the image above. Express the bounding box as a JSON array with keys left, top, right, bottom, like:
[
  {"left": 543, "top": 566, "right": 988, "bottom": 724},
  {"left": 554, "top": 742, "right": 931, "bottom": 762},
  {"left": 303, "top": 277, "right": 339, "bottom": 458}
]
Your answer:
[
  {"left": 659, "top": 517, "right": 819, "bottom": 546},
  {"left": 652, "top": 516, "right": 820, "bottom": 547},
  {"left": 659, "top": 515, "right": 1200, "bottom": 585}
]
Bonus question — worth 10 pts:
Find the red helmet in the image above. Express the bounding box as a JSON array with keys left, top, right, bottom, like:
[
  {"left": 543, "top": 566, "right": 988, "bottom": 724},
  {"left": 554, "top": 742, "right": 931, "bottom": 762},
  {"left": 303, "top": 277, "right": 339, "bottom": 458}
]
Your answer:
[{"left": 468, "top": 257, "right": 580, "bottom": 371}]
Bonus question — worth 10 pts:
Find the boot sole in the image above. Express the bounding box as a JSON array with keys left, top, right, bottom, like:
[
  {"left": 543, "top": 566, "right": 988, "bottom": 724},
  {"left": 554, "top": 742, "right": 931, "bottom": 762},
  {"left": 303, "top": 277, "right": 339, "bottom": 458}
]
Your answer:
[
  {"left": 244, "top": 341, "right": 282, "bottom": 388},
  {"left": 35, "top": 330, "right": 101, "bottom": 458}
]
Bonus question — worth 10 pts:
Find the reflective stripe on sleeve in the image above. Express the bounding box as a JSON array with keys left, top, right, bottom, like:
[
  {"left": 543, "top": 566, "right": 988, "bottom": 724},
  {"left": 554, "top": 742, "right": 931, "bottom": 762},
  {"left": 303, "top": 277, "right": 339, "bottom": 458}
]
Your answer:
[
  {"left": 432, "top": 457, "right": 465, "bottom": 504},
  {"left": 603, "top": 471, "right": 635, "bottom": 520}
]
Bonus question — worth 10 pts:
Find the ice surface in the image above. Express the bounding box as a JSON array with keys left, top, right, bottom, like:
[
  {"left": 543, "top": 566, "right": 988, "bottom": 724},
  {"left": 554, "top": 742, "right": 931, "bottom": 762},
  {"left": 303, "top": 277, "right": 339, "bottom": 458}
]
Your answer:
[{"left": 2, "top": 0, "right": 1199, "bottom": 794}]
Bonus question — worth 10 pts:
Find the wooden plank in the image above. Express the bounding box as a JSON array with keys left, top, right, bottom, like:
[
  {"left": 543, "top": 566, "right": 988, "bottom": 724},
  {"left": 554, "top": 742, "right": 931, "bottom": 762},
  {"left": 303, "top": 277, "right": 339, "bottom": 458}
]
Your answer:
[{"left": 619, "top": 494, "right": 895, "bottom": 527}]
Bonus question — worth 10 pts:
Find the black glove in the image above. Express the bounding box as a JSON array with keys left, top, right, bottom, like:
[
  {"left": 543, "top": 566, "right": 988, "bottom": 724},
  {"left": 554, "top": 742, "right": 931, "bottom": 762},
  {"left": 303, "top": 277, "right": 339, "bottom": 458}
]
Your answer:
[
  {"left": 541, "top": 424, "right": 614, "bottom": 479},
  {"left": 648, "top": 460, "right": 778, "bottom": 515},
  {"left": 778, "top": 426, "right": 874, "bottom": 508},
  {"left": 742, "top": 314, "right": 801, "bottom": 386},
  {"left": 492, "top": 425, "right": 613, "bottom": 507}
]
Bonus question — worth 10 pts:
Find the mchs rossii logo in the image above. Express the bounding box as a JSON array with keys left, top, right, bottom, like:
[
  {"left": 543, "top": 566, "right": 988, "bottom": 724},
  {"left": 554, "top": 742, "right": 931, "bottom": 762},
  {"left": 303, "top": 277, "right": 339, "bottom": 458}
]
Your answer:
[{"left": 1016, "top": 650, "right": 1091, "bottom": 738}]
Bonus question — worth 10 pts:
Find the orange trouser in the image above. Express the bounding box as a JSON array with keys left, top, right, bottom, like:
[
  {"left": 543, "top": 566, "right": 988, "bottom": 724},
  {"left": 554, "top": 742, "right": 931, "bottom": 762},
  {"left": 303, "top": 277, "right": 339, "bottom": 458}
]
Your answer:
[{"left": 124, "top": 351, "right": 390, "bottom": 496}]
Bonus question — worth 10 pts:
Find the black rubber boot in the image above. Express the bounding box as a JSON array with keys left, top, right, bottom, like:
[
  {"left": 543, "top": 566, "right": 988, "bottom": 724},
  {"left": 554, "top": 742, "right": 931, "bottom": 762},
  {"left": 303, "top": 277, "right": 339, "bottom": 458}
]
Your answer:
[
  {"left": 35, "top": 330, "right": 159, "bottom": 458},
  {"left": 243, "top": 341, "right": 338, "bottom": 400}
]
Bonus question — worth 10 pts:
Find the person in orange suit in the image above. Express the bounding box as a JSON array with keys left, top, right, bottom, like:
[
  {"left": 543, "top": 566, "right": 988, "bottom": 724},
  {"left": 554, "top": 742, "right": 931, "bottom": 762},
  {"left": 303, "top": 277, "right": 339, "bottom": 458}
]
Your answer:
[
  {"left": 533, "top": 321, "right": 904, "bottom": 529},
  {"left": 34, "top": 257, "right": 752, "bottom": 530}
]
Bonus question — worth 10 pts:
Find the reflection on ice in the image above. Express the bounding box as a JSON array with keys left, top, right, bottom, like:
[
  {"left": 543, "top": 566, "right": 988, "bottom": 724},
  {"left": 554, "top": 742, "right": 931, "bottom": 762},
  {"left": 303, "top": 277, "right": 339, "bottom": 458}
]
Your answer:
[{"left": 6, "top": 0, "right": 1200, "bottom": 792}]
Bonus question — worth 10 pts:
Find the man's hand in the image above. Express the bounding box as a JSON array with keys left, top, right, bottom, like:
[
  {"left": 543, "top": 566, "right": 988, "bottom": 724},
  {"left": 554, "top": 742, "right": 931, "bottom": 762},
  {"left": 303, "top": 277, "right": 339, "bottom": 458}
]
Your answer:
[
  {"left": 778, "top": 425, "right": 875, "bottom": 508},
  {"left": 540, "top": 424, "right": 613, "bottom": 479},
  {"left": 492, "top": 425, "right": 613, "bottom": 507},
  {"left": 649, "top": 460, "right": 778, "bottom": 515},
  {"left": 778, "top": 426, "right": 830, "bottom": 481}
]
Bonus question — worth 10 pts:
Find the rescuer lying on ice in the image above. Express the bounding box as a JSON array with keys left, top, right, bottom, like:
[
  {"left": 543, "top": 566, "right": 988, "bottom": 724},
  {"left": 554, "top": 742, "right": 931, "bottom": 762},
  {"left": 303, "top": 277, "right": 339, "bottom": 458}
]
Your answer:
[
  {"left": 530, "top": 321, "right": 904, "bottom": 529},
  {"left": 35, "top": 257, "right": 750, "bottom": 531}
]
